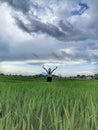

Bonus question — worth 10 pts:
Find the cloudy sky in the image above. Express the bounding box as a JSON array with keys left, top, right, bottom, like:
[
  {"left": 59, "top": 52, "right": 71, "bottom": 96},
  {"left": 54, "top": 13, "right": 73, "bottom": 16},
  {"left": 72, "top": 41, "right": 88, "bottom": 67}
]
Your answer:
[{"left": 0, "top": 0, "right": 98, "bottom": 76}]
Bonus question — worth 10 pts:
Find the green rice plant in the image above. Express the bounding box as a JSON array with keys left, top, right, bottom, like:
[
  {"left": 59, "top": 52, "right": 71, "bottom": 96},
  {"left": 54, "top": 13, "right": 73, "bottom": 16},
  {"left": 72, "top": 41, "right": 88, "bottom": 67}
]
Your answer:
[{"left": 0, "top": 76, "right": 98, "bottom": 130}]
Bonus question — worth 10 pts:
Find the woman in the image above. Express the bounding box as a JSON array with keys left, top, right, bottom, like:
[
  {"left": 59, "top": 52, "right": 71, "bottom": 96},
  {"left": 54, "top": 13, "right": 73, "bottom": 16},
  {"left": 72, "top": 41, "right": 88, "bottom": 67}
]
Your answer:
[{"left": 42, "top": 66, "right": 57, "bottom": 82}]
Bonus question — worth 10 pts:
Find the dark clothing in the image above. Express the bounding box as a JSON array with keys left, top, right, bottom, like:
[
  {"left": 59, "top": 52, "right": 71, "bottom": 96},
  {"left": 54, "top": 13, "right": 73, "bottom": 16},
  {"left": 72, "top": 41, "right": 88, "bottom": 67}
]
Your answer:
[{"left": 47, "top": 77, "right": 52, "bottom": 82}]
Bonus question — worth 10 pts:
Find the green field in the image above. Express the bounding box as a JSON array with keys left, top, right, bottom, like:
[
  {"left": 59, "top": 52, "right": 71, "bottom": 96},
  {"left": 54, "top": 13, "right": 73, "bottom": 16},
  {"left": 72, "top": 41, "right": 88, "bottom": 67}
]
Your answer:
[{"left": 0, "top": 76, "right": 98, "bottom": 130}]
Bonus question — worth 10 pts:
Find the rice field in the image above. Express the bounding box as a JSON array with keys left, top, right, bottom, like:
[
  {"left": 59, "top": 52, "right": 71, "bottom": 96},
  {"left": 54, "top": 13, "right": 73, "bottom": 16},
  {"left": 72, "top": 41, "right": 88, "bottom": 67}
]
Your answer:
[{"left": 0, "top": 76, "right": 98, "bottom": 130}]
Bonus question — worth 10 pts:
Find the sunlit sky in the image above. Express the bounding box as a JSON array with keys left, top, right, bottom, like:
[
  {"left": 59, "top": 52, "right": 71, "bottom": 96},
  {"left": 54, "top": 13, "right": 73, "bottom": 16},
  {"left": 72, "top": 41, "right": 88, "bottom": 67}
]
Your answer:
[{"left": 0, "top": 0, "right": 98, "bottom": 76}]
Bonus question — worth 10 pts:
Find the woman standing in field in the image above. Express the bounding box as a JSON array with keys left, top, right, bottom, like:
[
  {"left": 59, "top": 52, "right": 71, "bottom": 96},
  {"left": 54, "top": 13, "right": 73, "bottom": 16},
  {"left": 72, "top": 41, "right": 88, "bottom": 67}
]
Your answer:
[{"left": 42, "top": 66, "right": 57, "bottom": 82}]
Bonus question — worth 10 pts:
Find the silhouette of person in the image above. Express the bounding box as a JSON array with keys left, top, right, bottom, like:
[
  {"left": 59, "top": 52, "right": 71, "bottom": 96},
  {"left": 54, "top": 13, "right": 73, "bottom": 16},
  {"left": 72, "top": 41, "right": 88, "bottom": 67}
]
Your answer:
[{"left": 42, "top": 66, "right": 57, "bottom": 82}]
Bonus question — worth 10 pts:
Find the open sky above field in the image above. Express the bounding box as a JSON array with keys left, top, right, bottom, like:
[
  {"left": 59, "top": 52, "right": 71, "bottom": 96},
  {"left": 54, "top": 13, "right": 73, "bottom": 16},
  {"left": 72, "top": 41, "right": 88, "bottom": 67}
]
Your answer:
[{"left": 0, "top": 0, "right": 98, "bottom": 76}]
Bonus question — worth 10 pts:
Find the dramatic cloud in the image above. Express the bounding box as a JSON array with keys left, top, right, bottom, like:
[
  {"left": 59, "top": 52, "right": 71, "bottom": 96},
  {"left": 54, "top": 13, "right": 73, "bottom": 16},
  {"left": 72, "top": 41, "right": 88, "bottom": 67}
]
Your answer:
[
  {"left": 0, "top": 0, "right": 98, "bottom": 75},
  {"left": 14, "top": 16, "right": 66, "bottom": 41},
  {"left": 0, "top": 0, "right": 93, "bottom": 41}
]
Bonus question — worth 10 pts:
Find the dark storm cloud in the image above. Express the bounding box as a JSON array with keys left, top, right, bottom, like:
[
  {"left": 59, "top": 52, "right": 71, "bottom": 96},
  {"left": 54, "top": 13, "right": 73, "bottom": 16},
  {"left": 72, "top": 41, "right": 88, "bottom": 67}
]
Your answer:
[
  {"left": 0, "top": 0, "right": 30, "bottom": 13},
  {"left": 0, "top": 0, "right": 89, "bottom": 41},
  {"left": 14, "top": 15, "right": 88, "bottom": 41},
  {"left": 58, "top": 20, "right": 86, "bottom": 40},
  {"left": 0, "top": 0, "right": 98, "bottom": 66},
  {"left": 14, "top": 16, "right": 65, "bottom": 40}
]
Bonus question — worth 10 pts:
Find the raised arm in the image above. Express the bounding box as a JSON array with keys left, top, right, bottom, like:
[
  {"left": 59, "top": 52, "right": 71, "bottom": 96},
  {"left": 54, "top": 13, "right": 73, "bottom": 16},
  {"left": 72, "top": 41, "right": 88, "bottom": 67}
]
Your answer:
[
  {"left": 52, "top": 66, "right": 57, "bottom": 73},
  {"left": 42, "top": 66, "right": 48, "bottom": 73}
]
